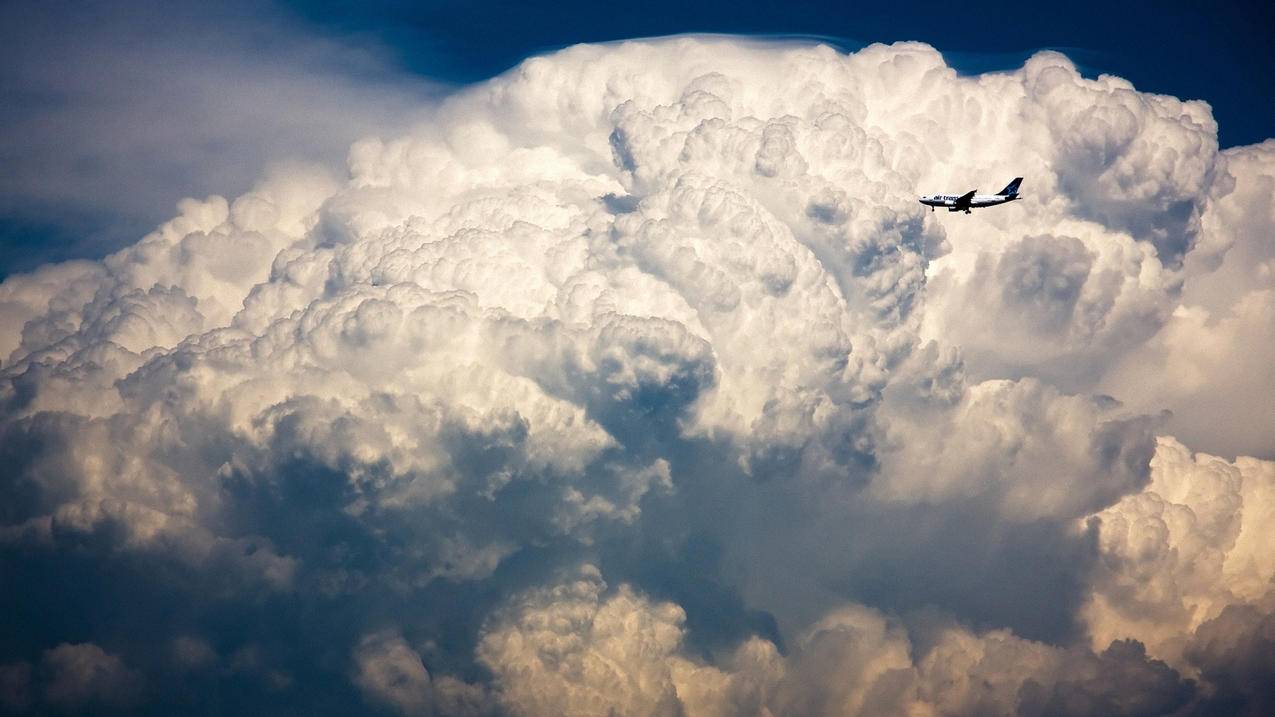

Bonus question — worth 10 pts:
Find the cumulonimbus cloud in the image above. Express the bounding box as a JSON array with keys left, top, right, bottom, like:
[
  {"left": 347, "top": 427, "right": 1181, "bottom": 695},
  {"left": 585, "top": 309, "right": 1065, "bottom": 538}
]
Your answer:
[{"left": 0, "top": 36, "right": 1271, "bottom": 715}]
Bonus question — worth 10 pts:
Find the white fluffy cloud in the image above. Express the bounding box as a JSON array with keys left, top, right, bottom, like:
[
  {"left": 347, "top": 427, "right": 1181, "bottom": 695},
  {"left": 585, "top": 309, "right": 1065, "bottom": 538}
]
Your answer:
[
  {"left": 478, "top": 567, "right": 1194, "bottom": 717},
  {"left": 1085, "top": 438, "right": 1275, "bottom": 669},
  {"left": 0, "top": 35, "right": 1271, "bottom": 714},
  {"left": 1099, "top": 141, "right": 1275, "bottom": 459}
]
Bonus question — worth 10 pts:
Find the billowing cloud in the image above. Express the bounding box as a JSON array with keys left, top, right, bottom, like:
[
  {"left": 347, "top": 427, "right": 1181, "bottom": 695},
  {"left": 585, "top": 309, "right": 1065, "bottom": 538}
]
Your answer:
[
  {"left": 0, "top": 35, "right": 1270, "bottom": 714},
  {"left": 1086, "top": 439, "right": 1275, "bottom": 672},
  {"left": 1099, "top": 141, "right": 1275, "bottom": 459},
  {"left": 478, "top": 566, "right": 1196, "bottom": 716}
]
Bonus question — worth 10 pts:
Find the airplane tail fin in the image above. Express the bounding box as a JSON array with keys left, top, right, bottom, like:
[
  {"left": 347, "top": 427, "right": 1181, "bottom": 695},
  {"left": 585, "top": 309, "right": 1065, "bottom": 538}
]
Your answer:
[{"left": 998, "top": 177, "right": 1023, "bottom": 196}]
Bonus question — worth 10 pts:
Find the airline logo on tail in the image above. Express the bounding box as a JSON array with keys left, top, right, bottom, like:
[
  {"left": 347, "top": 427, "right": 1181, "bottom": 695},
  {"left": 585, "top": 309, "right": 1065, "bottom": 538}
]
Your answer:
[{"left": 919, "top": 177, "right": 1023, "bottom": 213}]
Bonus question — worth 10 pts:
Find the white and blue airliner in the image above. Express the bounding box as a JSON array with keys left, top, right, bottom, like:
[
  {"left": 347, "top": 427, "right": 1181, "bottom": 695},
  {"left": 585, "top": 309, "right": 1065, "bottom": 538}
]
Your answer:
[{"left": 919, "top": 177, "right": 1022, "bottom": 213}]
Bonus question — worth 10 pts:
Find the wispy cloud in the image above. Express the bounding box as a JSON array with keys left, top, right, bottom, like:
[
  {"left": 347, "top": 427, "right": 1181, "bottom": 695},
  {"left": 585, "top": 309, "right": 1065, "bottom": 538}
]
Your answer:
[{"left": 0, "top": 0, "right": 440, "bottom": 272}]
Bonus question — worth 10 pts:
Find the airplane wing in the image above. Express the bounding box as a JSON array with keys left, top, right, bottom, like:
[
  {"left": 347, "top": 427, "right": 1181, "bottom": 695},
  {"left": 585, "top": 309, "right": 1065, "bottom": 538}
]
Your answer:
[{"left": 954, "top": 190, "right": 976, "bottom": 211}]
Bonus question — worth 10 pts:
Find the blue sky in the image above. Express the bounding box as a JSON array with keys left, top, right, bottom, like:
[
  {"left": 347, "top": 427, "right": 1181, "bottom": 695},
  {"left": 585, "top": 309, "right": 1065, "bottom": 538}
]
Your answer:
[
  {"left": 0, "top": 0, "right": 1271, "bottom": 278},
  {"left": 293, "top": 0, "right": 1274, "bottom": 146}
]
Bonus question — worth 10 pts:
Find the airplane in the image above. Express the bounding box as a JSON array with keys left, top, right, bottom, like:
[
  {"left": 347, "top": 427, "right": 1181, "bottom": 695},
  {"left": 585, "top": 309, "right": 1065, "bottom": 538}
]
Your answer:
[{"left": 919, "top": 178, "right": 1022, "bottom": 213}]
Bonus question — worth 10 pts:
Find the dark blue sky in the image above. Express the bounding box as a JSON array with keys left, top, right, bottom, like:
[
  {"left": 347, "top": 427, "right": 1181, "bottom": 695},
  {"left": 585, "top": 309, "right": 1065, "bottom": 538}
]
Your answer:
[
  {"left": 292, "top": 0, "right": 1275, "bottom": 147},
  {"left": 1, "top": 0, "right": 1271, "bottom": 278}
]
